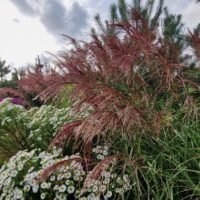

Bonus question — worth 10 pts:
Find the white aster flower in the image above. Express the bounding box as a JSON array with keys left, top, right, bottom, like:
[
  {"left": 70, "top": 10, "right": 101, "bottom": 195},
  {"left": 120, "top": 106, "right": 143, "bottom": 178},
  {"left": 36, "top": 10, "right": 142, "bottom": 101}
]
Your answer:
[
  {"left": 59, "top": 185, "right": 66, "bottom": 193},
  {"left": 92, "top": 185, "right": 98, "bottom": 192},
  {"left": 41, "top": 192, "right": 46, "bottom": 199},
  {"left": 73, "top": 176, "right": 79, "bottom": 181},
  {"left": 99, "top": 185, "right": 107, "bottom": 193},
  {"left": 32, "top": 185, "right": 39, "bottom": 193},
  {"left": 65, "top": 172, "right": 71, "bottom": 179},
  {"left": 50, "top": 176, "right": 56, "bottom": 181},
  {"left": 102, "top": 150, "right": 108, "bottom": 156},
  {"left": 67, "top": 186, "right": 75, "bottom": 194},
  {"left": 24, "top": 185, "right": 30, "bottom": 192},
  {"left": 15, "top": 189, "right": 23, "bottom": 199},
  {"left": 103, "top": 178, "right": 110, "bottom": 184},
  {"left": 41, "top": 182, "right": 48, "bottom": 189},
  {"left": 65, "top": 180, "right": 70, "bottom": 185},
  {"left": 106, "top": 191, "right": 112, "bottom": 198}
]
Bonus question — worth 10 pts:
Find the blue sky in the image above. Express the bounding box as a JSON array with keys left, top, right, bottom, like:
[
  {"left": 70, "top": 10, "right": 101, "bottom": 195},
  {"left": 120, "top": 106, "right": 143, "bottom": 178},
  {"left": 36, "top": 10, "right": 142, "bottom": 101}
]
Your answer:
[{"left": 0, "top": 0, "right": 200, "bottom": 68}]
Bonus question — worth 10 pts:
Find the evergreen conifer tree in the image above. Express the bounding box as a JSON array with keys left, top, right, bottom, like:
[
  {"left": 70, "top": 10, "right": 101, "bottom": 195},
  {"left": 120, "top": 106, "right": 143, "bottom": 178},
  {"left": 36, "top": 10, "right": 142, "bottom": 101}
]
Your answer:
[{"left": 0, "top": 59, "right": 10, "bottom": 82}]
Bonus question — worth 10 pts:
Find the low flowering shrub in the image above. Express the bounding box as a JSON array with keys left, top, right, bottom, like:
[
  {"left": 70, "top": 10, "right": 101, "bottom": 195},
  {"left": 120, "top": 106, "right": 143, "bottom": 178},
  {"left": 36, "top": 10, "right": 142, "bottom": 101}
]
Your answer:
[
  {"left": 82, "top": 170, "right": 131, "bottom": 200},
  {"left": 0, "top": 146, "right": 132, "bottom": 200},
  {"left": 24, "top": 105, "right": 73, "bottom": 149},
  {"left": 0, "top": 98, "right": 74, "bottom": 162},
  {"left": 0, "top": 149, "right": 84, "bottom": 200}
]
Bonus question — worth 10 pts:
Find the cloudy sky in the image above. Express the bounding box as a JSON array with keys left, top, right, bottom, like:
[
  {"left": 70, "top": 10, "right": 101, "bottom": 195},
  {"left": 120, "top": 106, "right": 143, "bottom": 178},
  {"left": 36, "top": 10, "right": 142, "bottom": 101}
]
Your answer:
[{"left": 0, "top": 0, "right": 200, "bottom": 68}]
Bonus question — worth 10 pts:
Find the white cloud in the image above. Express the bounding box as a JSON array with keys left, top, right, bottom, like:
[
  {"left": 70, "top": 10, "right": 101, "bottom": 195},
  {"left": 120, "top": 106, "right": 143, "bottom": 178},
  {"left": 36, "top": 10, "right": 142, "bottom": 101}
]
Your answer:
[
  {"left": 181, "top": 1, "right": 200, "bottom": 30},
  {"left": 1, "top": 0, "right": 200, "bottom": 69},
  {"left": 8, "top": 0, "right": 89, "bottom": 41},
  {"left": 0, "top": 1, "right": 59, "bottom": 68}
]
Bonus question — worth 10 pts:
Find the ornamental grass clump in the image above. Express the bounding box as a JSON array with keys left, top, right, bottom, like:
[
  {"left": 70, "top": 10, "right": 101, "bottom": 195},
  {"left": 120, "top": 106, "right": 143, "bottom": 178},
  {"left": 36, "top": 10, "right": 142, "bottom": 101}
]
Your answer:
[{"left": 19, "top": 3, "right": 199, "bottom": 153}]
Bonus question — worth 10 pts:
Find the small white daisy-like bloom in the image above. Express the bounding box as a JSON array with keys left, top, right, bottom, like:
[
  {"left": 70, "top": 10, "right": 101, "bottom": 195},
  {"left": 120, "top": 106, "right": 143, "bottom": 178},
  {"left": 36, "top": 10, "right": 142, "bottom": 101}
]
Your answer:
[
  {"left": 65, "top": 172, "right": 71, "bottom": 179},
  {"left": 65, "top": 180, "right": 70, "bottom": 185},
  {"left": 106, "top": 191, "right": 112, "bottom": 198},
  {"left": 59, "top": 185, "right": 66, "bottom": 193},
  {"left": 74, "top": 170, "right": 80, "bottom": 176},
  {"left": 92, "top": 185, "right": 98, "bottom": 192},
  {"left": 94, "top": 180, "right": 100, "bottom": 185},
  {"left": 97, "top": 154, "right": 103, "bottom": 160},
  {"left": 92, "top": 148, "right": 97, "bottom": 153},
  {"left": 15, "top": 189, "right": 23, "bottom": 199},
  {"left": 40, "top": 192, "right": 46, "bottom": 199},
  {"left": 103, "top": 178, "right": 110, "bottom": 184},
  {"left": 25, "top": 174, "right": 32, "bottom": 182},
  {"left": 67, "top": 185, "right": 75, "bottom": 194},
  {"left": 30, "top": 179, "right": 37, "bottom": 186},
  {"left": 99, "top": 185, "right": 107, "bottom": 193},
  {"left": 111, "top": 173, "right": 117, "bottom": 178},
  {"left": 41, "top": 182, "right": 48, "bottom": 189},
  {"left": 50, "top": 176, "right": 56, "bottom": 181},
  {"left": 102, "top": 150, "right": 108, "bottom": 156},
  {"left": 73, "top": 176, "right": 79, "bottom": 181},
  {"left": 24, "top": 185, "right": 30, "bottom": 192},
  {"left": 57, "top": 174, "right": 63, "bottom": 181},
  {"left": 75, "top": 189, "right": 81, "bottom": 196},
  {"left": 32, "top": 185, "right": 39, "bottom": 193},
  {"left": 96, "top": 146, "right": 102, "bottom": 150}
]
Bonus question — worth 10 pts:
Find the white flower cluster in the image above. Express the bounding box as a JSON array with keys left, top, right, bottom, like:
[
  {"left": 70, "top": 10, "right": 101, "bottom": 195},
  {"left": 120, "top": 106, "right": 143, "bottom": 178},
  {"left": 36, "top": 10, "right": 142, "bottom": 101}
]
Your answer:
[
  {"left": 0, "top": 148, "right": 85, "bottom": 200},
  {"left": 92, "top": 145, "right": 109, "bottom": 160},
  {"left": 0, "top": 98, "right": 24, "bottom": 127},
  {"left": 0, "top": 150, "right": 37, "bottom": 200},
  {"left": 0, "top": 143, "right": 132, "bottom": 200},
  {"left": 25, "top": 105, "right": 70, "bottom": 148},
  {"left": 0, "top": 100, "right": 73, "bottom": 155},
  {"left": 80, "top": 170, "right": 131, "bottom": 200}
]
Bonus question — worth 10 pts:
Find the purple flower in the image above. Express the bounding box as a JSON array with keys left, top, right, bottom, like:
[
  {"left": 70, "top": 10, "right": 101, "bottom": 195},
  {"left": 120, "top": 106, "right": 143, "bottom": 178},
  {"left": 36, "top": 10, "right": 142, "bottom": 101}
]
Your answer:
[
  {"left": 0, "top": 97, "right": 24, "bottom": 106},
  {"left": 11, "top": 98, "right": 23, "bottom": 105}
]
